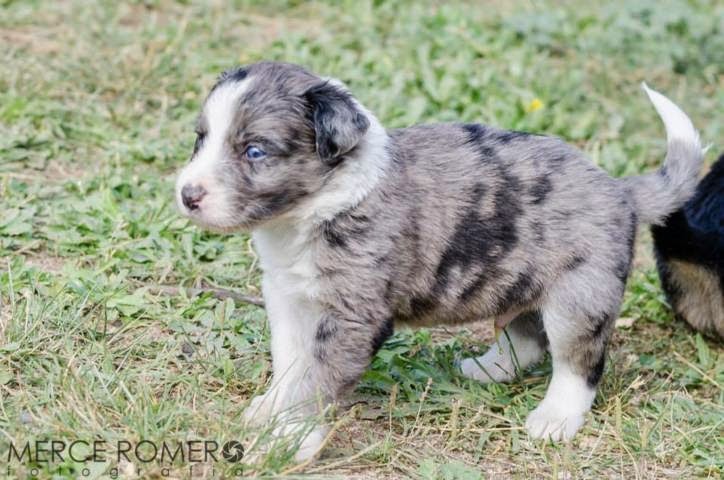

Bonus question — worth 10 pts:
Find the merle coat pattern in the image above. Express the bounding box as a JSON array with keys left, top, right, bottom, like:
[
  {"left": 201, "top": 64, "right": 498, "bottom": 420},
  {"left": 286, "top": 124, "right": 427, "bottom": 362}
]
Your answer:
[{"left": 175, "top": 62, "right": 702, "bottom": 460}]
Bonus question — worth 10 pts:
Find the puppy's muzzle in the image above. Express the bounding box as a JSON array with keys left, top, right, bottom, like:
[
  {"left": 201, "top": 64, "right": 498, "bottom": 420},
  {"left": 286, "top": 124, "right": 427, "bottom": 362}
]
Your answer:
[{"left": 181, "top": 184, "right": 207, "bottom": 211}]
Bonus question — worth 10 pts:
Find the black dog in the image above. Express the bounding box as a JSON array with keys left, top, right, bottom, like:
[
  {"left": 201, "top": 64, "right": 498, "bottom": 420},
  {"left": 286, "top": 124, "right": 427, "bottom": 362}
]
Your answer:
[{"left": 652, "top": 153, "right": 724, "bottom": 338}]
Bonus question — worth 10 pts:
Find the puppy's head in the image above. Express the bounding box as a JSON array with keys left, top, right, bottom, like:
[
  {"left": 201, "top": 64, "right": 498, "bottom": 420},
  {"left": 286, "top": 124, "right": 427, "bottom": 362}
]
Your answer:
[{"left": 175, "top": 62, "right": 370, "bottom": 231}]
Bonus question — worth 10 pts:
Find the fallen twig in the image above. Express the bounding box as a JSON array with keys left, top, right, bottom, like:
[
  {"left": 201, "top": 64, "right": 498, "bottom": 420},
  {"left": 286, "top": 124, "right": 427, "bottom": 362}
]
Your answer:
[{"left": 148, "top": 285, "right": 265, "bottom": 307}]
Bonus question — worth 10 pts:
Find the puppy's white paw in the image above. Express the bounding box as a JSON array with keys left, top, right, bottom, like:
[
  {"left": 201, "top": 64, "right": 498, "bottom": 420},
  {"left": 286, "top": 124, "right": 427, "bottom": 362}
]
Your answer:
[
  {"left": 460, "top": 353, "right": 514, "bottom": 384},
  {"left": 525, "top": 402, "right": 585, "bottom": 441},
  {"left": 243, "top": 393, "right": 275, "bottom": 426},
  {"left": 244, "top": 420, "right": 327, "bottom": 465},
  {"left": 293, "top": 426, "right": 327, "bottom": 462}
]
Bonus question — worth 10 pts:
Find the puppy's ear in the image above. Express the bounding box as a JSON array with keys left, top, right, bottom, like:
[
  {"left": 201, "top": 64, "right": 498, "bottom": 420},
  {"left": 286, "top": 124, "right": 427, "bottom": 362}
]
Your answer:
[
  {"left": 215, "top": 66, "right": 248, "bottom": 86},
  {"left": 304, "top": 82, "right": 370, "bottom": 165}
]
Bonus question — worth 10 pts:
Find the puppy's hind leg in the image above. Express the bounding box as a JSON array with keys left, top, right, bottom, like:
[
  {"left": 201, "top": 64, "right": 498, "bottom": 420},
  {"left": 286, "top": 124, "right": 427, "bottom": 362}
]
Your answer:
[
  {"left": 525, "top": 269, "right": 620, "bottom": 441},
  {"left": 461, "top": 311, "right": 547, "bottom": 383}
]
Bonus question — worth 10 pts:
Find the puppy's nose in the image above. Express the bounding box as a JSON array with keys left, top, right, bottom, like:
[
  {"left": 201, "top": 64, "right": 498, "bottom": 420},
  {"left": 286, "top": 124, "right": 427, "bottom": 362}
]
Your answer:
[{"left": 181, "top": 184, "right": 207, "bottom": 211}]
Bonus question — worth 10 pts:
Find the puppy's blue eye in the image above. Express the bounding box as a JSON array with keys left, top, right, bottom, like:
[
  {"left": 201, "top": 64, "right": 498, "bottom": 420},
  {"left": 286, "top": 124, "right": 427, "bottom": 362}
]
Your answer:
[{"left": 245, "top": 145, "right": 266, "bottom": 160}]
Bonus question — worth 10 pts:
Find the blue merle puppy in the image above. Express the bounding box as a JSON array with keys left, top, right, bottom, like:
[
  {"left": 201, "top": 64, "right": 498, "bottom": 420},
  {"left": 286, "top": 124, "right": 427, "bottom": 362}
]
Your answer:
[
  {"left": 174, "top": 62, "right": 702, "bottom": 460},
  {"left": 652, "top": 153, "right": 723, "bottom": 339}
]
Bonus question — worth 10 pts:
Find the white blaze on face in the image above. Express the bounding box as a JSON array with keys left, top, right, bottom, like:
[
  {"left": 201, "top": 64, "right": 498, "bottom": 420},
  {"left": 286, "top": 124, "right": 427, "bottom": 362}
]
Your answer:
[{"left": 175, "top": 78, "right": 252, "bottom": 229}]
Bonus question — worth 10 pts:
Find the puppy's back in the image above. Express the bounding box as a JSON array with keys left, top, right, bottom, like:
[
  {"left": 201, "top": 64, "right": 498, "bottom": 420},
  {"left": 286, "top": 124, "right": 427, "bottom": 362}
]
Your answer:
[{"left": 377, "top": 123, "right": 634, "bottom": 324}]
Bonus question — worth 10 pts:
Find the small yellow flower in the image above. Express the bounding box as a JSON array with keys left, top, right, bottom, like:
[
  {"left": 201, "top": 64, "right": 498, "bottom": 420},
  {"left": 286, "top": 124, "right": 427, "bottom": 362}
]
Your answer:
[{"left": 526, "top": 97, "right": 544, "bottom": 113}]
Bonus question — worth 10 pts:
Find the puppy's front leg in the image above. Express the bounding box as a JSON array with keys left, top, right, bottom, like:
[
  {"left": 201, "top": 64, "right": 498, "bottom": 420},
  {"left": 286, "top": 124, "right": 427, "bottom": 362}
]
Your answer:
[
  {"left": 244, "top": 277, "right": 386, "bottom": 460},
  {"left": 243, "top": 279, "right": 319, "bottom": 425}
]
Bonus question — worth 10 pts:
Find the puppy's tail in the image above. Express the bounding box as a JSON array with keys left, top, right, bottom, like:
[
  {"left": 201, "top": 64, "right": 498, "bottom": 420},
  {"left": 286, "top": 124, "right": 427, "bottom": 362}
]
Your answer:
[{"left": 622, "top": 83, "right": 703, "bottom": 225}]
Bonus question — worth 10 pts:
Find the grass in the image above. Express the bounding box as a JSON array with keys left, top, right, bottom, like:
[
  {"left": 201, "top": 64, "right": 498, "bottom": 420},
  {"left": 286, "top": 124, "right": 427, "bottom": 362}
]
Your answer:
[{"left": 0, "top": 0, "right": 722, "bottom": 478}]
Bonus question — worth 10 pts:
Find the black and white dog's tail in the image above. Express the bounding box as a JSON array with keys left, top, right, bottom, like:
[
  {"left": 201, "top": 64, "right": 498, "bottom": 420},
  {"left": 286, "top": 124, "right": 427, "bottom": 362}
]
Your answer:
[{"left": 623, "top": 84, "right": 703, "bottom": 225}]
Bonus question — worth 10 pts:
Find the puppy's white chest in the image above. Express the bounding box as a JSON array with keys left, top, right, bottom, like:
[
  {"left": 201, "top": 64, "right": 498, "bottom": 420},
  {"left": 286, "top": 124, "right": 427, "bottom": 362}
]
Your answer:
[{"left": 252, "top": 224, "right": 321, "bottom": 298}]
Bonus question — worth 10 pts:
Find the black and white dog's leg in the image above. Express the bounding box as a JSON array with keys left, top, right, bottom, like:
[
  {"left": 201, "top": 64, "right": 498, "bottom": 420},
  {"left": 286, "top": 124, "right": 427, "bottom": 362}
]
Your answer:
[
  {"left": 461, "top": 311, "right": 547, "bottom": 383},
  {"left": 525, "top": 269, "right": 619, "bottom": 441}
]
